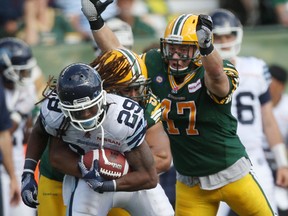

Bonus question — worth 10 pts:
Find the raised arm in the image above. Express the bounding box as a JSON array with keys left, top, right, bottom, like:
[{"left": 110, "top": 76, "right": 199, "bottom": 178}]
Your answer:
[
  {"left": 196, "top": 15, "right": 230, "bottom": 98},
  {"left": 81, "top": 0, "right": 123, "bottom": 51}
]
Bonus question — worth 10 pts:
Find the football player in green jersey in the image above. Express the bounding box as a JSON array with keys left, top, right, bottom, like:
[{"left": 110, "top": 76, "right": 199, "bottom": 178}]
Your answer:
[{"left": 81, "top": 0, "right": 278, "bottom": 215}]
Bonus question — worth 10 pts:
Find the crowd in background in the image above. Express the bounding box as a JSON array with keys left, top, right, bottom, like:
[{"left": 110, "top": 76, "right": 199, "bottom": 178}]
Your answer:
[{"left": 1, "top": 0, "right": 288, "bottom": 46}]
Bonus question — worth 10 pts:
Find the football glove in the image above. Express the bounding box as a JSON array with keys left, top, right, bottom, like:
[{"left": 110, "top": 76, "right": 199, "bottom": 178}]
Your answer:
[
  {"left": 21, "top": 158, "right": 39, "bottom": 208},
  {"left": 78, "top": 159, "right": 116, "bottom": 192},
  {"left": 21, "top": 172, "right": 39, "bottom": 208},
  {"left": 196, "top": 14, "right": 214, "bottom": 56},
  {"left": 81, "top": 0, "right": 113, "bottom": 30}
]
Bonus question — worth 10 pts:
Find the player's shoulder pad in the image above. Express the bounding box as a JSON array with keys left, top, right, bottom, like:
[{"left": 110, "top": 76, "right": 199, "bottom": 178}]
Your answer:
[{"left": 141, "top": 49, "right": 162, "bottom": 64}]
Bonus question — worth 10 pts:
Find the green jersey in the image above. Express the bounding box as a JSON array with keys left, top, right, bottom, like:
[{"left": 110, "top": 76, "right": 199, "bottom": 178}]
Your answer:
[
  {"left": 39, "top": 138, "right": 65, "bottom": 181},
  {"left": 39, "top": 93, "right": 162, "bottom": 181},
  {"left": 142, "top": 49, "right": 248, "bottom": 177}
]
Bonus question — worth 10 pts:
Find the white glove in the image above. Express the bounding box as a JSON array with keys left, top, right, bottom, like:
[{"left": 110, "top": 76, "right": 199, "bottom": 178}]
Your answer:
[
  {"left": 81, "top": 0, "right": 99, "bottom": 22},
  {"left": 81, "top": 0, "right": 113, "bottom": 30},
  {"left": 196, "top": 14, "right": 214, "bottom": 55}
]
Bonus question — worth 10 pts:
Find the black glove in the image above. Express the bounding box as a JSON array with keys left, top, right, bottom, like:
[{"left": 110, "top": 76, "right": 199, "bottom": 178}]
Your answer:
[
  {"left": 81, "top": 0, "right": 114, "bottom": 30},
  {"left": 196, "top": 14, "right": 214, "bottom": 56},
  {"left": 21, "top": 159, "right": 39, "bottom": 208}
]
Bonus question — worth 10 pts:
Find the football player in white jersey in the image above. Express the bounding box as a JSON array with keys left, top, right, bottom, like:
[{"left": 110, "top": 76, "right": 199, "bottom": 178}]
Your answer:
[
  {"left": 0, "top": 37, "right": 37, "bottom": 216},
  {"left": 21, "top": 50, "right": 173, "bottom": 216},
  {"left": 263, "top": 65, "right": 288, "bottom": 216},
  {"left": 210, "top": 9, "right": 288, "bottom": 216},
  {"left": 42, "top": 62, "right": 158, "bottom": 216}
]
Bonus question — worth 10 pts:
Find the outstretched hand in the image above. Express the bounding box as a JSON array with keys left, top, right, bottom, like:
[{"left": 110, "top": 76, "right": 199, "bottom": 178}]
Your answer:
[
  {"left": 81, "top": 0, "right": 114, "bottom": 21},
  {"left": 90, "top": 0, "right": 114, "bottom": 15},
  {"left": 196, "top": 14, "right": 213, "bottom": 49}
]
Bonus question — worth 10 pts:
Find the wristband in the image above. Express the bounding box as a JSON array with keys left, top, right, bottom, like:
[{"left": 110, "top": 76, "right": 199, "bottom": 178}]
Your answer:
[
  {"left": 99, "top": 180, "right": 116, "bottom": 192},
  {"left": 89, "top": 16, "right": 104, "bottom": 31},
  {"left": 271, "top": 143, "right": 288, "bottom": 168},
  {"left": 23, "top": 158, "right": 38, "bottom": 173},
  {"left": 199, "top": 44, "right": 214, "bottom": 56},
  {"left": 10, "top": 111, "right": 22, "bottom": 124}
]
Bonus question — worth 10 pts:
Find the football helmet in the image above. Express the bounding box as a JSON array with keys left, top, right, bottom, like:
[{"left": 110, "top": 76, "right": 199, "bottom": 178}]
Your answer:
[
  {"left": 57, "top": 63, "right": 107, "bottom": 132},
  {"left": 210, "top": 9, "right": 243, "bottom": 60},
  {"left": 0, "top": 37, "right": 36, "bottom": 85},
  {"left": 99, "top": 48, "right": 151, "bottom": 105},
  {"left": 160, "top": 14, "right": 201, "bottom": 76}
]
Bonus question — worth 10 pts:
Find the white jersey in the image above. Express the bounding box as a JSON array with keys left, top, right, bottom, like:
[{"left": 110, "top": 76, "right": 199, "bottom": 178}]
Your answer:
[
  {"left": 231, "top": 56, "right": 271, "bottom": 151},
  {"left": 41, "top": 91, "right": 146, "bottom": 154},
  {"left": 40, "top": 91, "right": 174, "bottom": 216},
  {"left": 1, "top": 84, "right": 37, "bottom": 216},
  {"left": 218, "top": 56, "right": 277, "bottom": 216}
]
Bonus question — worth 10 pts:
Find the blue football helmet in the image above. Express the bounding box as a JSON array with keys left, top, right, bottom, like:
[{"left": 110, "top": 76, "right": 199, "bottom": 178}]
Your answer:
[
  {"left": 0, "top": 37, "right": 36, "bottom": 85},
  {"left": 57, "top": 63, "right": 107, "bottom": 132},
  {"left": 210, "top": 9, "right": 243, "bottom": 59}
]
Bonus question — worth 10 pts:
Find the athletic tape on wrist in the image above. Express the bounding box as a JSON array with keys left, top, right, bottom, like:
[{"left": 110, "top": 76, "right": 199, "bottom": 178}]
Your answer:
[
  {"left": 272, "top": 143, "right": 288, "bottom": 168},
  {"left": 89, "top": 16, "right": 104, "bottom": 31},
  {"left": 199, "top": 44, "right": 214, "bottom": 56},
  {"left": 23, "top": 158, "right": 38, "bottom": 173},
  {"left": 10, "top": 111, "right": 22, "bottom": 124},
  {"left": 100, "top": 180, "right": 116, "bottom": 192}
]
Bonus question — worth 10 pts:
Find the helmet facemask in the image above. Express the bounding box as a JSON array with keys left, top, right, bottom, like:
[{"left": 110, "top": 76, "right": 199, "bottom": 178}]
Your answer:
[
  {"left": 213, "top": 27, "right": 243, "bottom": 60},
  {"left": 60, "top": 87, "right": 107, "bottom": 132},
  {"left": 160, "top": 38, "right": 200, "bottom": 76},
  {"left": 57, "top": 63, "right": 107, "bottom": 132},
  {"left": 210, "top": 9, "right": 243, "bottom": 60},
  {"left": 118, "top": 75, "right": 151, "bottom": 105},
  {"left": 160, "top": 14, "right": 202, "bottom": 77}
]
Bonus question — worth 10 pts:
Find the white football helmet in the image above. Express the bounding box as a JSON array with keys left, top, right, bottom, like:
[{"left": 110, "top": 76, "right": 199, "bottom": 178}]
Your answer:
[{"left": 210, "top": 9, "right": 243, "bottom": 60}]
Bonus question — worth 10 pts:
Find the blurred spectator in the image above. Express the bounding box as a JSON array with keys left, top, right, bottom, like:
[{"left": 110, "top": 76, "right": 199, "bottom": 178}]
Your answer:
[
  {"left": 52, "top": 0, "right": 91, "bottom": 42},
  {"left": 116, "top": 0, "right": 157, "bottom": 37},
  {"left": 23, "top": 0, "right": 49, "bottom": 45},
  {"left": 273, "top": 0, "right": 288, "bottom": 26},
  {"left": 263, "top": 64, "right": 288, "bottom": 216},
  {"left": 18, "top": 0, "right": 82, "bottom": 45},
  {"left": 0, "top": 0, "right": 25, "bottom": 38},
  {"left": 219, "top": 0, "right": 260, "bottom": 25},
  {"left": 220, "top": 0, "right": 288, "bottom": 26},
  {"left": 52, "top": 0, "right": 118, "bottom": 43}
]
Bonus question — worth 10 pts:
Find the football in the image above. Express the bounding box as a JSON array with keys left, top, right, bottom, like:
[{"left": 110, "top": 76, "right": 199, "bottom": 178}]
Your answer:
[{"left": 82, "top": 148, "right": 130, "bottom": 180}]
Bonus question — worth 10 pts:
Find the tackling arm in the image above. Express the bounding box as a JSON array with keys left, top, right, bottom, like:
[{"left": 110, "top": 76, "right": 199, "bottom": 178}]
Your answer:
[
  {"left": 50, "top": 136, "right": 158, "bottom": 191},
  {"left": 25, "top": 116, "right": 49, "bottom": 161},
  {"left": 49, "top": 136, "right": 82, "bottom": 178},
  {"left": 116, "top": 140, "right": 158, "bottom": 191},
  {"left": 145, "top": 122, "right": 172, "bottom": 174}
]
